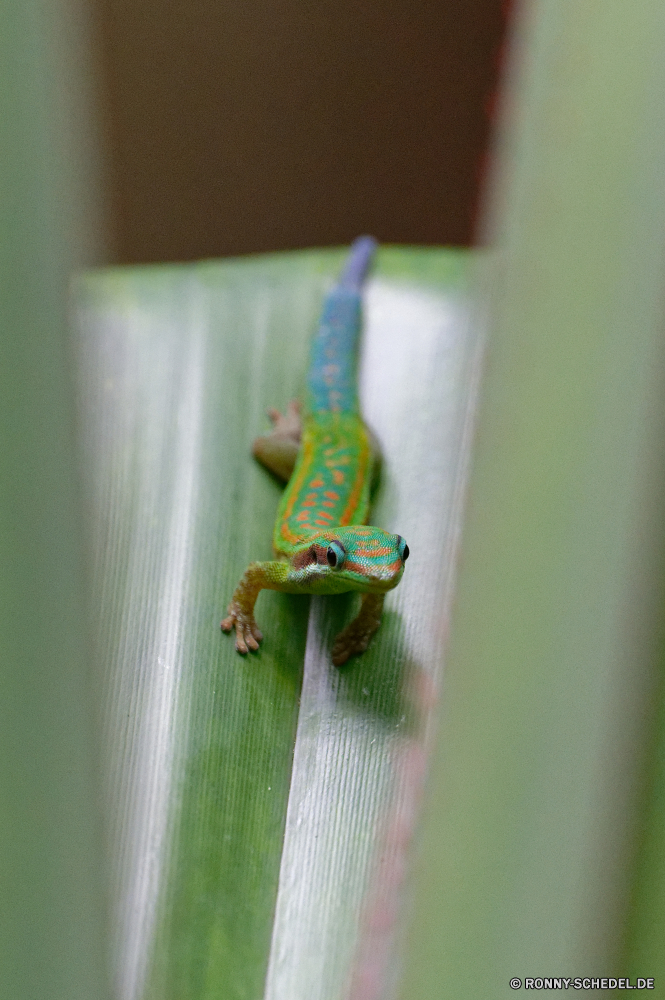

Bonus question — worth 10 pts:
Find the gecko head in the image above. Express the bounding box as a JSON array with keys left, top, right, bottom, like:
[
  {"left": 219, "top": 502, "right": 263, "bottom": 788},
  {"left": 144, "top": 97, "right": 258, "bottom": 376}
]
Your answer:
[{"left": 287, "top": 526, "right": 409, "bottom": 594}]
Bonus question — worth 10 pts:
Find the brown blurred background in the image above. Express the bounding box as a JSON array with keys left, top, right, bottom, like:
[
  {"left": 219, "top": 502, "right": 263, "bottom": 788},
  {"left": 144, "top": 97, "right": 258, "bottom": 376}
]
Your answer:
[{"left": 92, "top": 0, "right": 506, "bottom": 264}]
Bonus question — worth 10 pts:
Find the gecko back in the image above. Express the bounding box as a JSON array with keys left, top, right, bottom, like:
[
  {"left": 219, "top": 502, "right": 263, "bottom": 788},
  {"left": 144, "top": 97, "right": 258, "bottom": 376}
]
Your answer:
[{"left": 274, "top": 237, "right": 378, "bottom": 556}]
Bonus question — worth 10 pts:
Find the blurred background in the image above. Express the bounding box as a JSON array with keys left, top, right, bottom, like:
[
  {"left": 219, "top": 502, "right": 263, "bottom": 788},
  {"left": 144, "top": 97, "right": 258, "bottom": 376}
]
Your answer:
[{"left": 92, "top": 0, "right": 506, "bottom": 263}]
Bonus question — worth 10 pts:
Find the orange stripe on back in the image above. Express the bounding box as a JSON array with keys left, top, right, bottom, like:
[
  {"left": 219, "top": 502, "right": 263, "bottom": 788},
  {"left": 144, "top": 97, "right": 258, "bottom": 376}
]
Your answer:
[
  {"left": 340, "top": 433, "right": 371, "bottom": 524},
  {"left": 278, "top": 435, "right": 315, "bottom": 545}
]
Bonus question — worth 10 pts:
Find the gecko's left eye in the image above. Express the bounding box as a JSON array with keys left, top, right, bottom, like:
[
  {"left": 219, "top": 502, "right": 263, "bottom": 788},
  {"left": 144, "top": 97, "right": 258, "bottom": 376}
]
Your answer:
[
  {"left": 326, "top": 542, "right": 346, "bottom": 568},
  {"left": 396, "top": 535, "right": 410, "bottom": 562}
]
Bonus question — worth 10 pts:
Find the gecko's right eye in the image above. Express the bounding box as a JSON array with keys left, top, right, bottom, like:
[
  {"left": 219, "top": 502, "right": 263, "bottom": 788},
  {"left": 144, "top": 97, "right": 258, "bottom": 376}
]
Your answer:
[
  {"left": 396, "top": 535, "right": 410, "bottom": 562},
  {"left": 326, "top": 542, "right": 346, "bottom": 568}
]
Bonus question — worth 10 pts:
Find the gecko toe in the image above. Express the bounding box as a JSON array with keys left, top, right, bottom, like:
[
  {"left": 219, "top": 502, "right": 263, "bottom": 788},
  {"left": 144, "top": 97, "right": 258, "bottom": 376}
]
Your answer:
[
  {"left": 245, "top": 630, "right": 260, "bottom": 651},
  {"left": 222, "top": 597, "right": 264, "bottom": 656},
  {"left": 236, "top": 619, "right": 262, "bottom": 653},
  {"left": 232, "top": 621, "right": 245, "bottom": 652},
  {"left": 331, "top": 646, "right": 349, "bottom": 667},
  {"left": 331, "top": 637, "right": 355, "bottom": 667}
]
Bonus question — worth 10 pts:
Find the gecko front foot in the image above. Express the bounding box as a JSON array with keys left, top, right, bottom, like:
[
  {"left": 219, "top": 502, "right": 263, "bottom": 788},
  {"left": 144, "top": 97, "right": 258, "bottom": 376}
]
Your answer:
[
  {"left": 222, "top": 560, "right": 290, "bottom": 657},
  {"left": 331, "top": 625, "right": 374, "bottom": 667},
  {"left": 221, "top": 603, "right": 263, "bottom": 654},
  {"left": 331, "top": 592, "right": 385, "bottom": 667}
]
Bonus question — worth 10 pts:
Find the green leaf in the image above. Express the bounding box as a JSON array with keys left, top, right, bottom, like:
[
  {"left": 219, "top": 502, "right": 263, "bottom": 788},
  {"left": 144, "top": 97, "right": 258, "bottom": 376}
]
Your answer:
[{"left": 73, "top": 247, "right": 478, "bottom": 999}]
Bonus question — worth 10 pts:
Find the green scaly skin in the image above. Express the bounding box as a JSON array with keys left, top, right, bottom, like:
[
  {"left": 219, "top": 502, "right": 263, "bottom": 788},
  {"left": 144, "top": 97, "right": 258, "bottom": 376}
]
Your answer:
[{"left": 221, "top": 238, "right": 409, "bottom": 666}]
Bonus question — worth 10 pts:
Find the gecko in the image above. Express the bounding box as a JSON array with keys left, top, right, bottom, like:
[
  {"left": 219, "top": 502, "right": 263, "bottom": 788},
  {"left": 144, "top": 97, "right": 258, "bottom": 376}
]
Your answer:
[{"left": 221, "top": 236, "right": 409, "bottom": 666}]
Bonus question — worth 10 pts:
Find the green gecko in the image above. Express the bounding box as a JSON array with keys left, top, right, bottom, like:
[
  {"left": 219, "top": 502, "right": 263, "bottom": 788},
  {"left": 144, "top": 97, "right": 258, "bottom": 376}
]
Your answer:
[{"left": 221, "top": 236, "right": 409, "bottom": 666}]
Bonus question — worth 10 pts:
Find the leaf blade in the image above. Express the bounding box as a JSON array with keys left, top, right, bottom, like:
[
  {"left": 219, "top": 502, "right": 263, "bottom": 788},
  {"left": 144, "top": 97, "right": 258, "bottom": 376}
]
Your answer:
[{"left": 74, "top": 248, "right": 476, "bottom": 999}]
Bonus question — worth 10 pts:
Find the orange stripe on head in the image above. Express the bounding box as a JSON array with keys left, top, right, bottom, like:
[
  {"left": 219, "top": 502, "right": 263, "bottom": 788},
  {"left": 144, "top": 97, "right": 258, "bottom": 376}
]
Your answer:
[
  {"left": 332, "top": 469, "right": 345, "bottom": 485},
  {"left": 324, "top": 490, "right": 340, "bottom": 500},
  {"left": 343, "top": 560, "right": 376, "bottom": 575},
  {"left": 354, "top": 546, "right": 392, "bottom": 558},
  {"left": 309, "top": 477, "right": 324, "bottom": 488},
  {"left": 343, "top": 557, "right": 402, "bottom": 576}
]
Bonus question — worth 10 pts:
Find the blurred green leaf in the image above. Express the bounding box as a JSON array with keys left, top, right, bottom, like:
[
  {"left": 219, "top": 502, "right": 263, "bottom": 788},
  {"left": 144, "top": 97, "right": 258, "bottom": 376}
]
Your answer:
[
  {"left": 398, "top": 3, "right": 665, "bottom": 997},
  {"left": 1, "top": 0, "right": 109, "bottom": 997}
]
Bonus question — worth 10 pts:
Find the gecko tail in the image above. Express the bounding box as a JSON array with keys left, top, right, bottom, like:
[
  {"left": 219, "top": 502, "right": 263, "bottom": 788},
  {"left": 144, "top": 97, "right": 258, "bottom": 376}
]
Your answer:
[
  {"left": 307, "top": 237, "right": 377, "bottom": 414},
  {"left": 338, "top": 236, "right": 378, "bottom": 291}
]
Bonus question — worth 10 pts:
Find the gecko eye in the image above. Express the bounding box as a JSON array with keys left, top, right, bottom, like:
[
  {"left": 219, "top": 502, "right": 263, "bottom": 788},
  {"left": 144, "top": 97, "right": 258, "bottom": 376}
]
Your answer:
[
  {"left": 396, "top": 535, "right": 410, "bottom": 562},
  {"left": 326, "top": 542, "right": 346, "bottom": 568}
]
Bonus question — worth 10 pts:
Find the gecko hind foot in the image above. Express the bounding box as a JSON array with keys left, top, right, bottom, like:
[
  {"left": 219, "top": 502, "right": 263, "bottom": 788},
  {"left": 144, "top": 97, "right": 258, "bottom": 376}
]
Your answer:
[
  {"left": 266, "top": 399, "right": 301, "bottom": 439},
  {"left": 252, "top": 400, "right": 302, "bottom": 482},
  {"left": 221, "top": 606, "right": 263, "bottom": 654}
]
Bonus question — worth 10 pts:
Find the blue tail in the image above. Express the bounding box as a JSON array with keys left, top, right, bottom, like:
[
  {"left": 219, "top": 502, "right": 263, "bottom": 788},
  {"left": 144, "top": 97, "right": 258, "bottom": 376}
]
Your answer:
[
  {"left": 338, "top": 235, "right": 378, "bottom": 290},
  {"left": 307, "top": 237, "right": 377, "bottom": 415}
]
